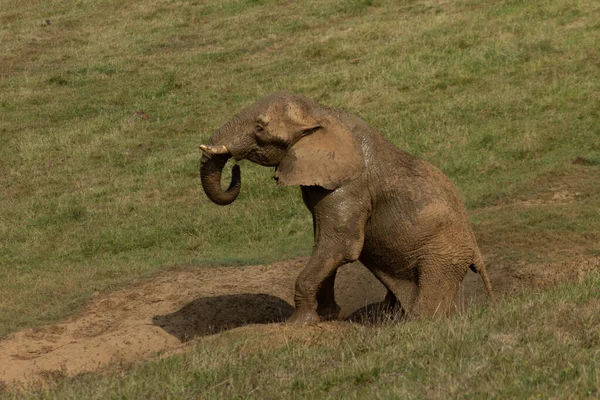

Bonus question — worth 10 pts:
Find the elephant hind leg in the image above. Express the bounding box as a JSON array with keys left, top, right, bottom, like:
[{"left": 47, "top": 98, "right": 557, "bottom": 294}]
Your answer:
[{"left": 410, "top": 262, "right": 467, "bottom": 318}]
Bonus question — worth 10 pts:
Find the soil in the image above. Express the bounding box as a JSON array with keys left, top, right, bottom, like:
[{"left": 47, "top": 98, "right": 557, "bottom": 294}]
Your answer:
[{"left": 0, "top": 255, "right": 598, "bottom": 387}]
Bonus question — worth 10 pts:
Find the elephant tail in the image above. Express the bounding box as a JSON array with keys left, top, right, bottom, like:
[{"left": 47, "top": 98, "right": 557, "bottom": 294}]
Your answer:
[{"left": 469, "top": 256, "right": 495, "bottom": 305}]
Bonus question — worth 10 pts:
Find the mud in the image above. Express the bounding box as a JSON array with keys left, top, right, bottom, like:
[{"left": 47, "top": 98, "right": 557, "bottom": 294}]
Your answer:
[{"left": 0, "top": 256, "right": 598, "bottom": 386}]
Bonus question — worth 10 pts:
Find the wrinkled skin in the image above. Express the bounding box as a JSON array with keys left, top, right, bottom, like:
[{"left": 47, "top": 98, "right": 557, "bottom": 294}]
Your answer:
[{"left": 200, "top": 91, "right": 494, "bottom": 324}]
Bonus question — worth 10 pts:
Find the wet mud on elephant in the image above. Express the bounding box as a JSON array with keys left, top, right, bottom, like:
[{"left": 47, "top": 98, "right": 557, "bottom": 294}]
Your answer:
[{"left": 199, "top": 91, "right": 494, "bottom": 324}]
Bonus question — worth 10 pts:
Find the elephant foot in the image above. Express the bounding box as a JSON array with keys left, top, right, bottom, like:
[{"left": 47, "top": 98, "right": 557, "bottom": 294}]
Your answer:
[
  {"left": 287, "top": 310, "right": 321, "bottom": 325},
  {"left": 317, "top": 303, "right": 341, "bottom": 321}
]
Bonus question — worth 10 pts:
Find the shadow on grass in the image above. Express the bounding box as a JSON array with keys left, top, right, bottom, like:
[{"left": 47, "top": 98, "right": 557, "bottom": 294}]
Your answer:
[{"left": 152, "top": 294, "right": 294, "bottom": 342}]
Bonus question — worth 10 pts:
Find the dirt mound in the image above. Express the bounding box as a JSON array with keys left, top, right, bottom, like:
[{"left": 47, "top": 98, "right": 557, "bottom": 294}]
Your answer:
[{"left": 1, "top": 256, "right": 598, "bottom": 387}]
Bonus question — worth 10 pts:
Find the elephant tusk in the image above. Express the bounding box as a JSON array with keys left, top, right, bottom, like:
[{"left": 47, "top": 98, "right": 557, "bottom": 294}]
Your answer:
[{"left": 199, "top": 144, "right": 230, "bottom": 156}]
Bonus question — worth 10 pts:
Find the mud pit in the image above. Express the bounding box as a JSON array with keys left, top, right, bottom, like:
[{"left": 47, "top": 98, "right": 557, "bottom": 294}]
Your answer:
[{"left": 1, "top": 256, "right": 598, "bottom": 386}]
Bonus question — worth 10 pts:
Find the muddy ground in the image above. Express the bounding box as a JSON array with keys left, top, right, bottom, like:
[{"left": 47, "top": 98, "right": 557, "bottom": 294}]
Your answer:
[{"left": 1, "top": 255, "right": 598, "bottom": 387}]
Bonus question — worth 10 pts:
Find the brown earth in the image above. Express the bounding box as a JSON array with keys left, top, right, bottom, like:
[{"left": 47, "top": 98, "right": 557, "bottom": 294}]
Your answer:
[{"left": 0, "top": 254, "right": 598, "bottom": 387}]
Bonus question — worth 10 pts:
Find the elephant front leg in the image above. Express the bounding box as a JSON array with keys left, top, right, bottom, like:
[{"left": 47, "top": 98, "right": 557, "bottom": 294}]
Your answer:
[
  {"left": 288, "top": 254, "right": 346, "bottom": 325},
  {"left": 289, "top": 185, "right": 369, "bottom": 325},
  {"left": 316, "top": 270, "right": 341, "bottom": 320}
]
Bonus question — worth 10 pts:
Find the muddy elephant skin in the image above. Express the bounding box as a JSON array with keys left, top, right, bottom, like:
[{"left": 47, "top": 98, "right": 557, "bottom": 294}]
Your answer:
[{"left": 199, "top": 91, "right": 494, "bottom": 324}]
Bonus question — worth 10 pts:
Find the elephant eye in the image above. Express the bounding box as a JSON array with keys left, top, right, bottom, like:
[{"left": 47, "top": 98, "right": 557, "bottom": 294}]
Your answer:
[{"left": 255, "top": 124, "right": 268, "bottom": 140}]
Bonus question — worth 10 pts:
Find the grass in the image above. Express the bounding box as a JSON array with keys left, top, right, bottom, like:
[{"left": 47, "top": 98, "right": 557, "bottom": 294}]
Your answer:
[
  {"left": 0, "top": 0, "right": 599, "bottom": 395},
  {"left": 7, "top": 271, "right": 600, "bottom": 399}
]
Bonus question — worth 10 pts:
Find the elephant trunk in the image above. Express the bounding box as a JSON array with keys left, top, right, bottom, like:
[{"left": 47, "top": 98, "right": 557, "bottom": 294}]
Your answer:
[{"left": 200, "top": 151, "right": 241, "bottom": 206}]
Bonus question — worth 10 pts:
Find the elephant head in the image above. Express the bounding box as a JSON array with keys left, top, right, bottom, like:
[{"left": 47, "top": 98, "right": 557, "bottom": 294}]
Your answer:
[{"left": 199, "top": 91, "right": 364, "bottom": 205}]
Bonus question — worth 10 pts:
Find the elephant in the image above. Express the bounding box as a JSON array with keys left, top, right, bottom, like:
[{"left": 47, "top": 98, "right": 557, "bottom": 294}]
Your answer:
[{"left": 199, "top": 91, "right": 494, "bottom": 324}]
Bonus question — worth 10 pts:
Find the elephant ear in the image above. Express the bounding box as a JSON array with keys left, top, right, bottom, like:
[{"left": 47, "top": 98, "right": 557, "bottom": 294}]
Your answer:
[{"left": 275, "top": 123, "right": 364, "bottom": 190}]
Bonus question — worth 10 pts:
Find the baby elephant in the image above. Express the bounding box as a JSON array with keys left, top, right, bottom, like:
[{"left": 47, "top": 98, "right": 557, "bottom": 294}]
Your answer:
[{"left": 200, "top": 91, "right": 494, "bottom": 324}]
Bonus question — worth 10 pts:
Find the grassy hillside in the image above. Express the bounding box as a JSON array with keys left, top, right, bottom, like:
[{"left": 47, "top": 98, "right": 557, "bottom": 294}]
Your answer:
[
  {"left": 2, "top": 0, "right": 599, "bottom": 337},
  {"left": 1, "top": 0, "right": 599, "bottom": 393}
]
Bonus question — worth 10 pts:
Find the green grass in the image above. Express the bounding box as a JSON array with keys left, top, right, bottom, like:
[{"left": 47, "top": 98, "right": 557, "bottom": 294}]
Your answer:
[
  {"left": 8, "top": 271, "right": 600, "bottom": 399},
  {"left": 1, "top": 0, "right": 600, "bottom": 394}
]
